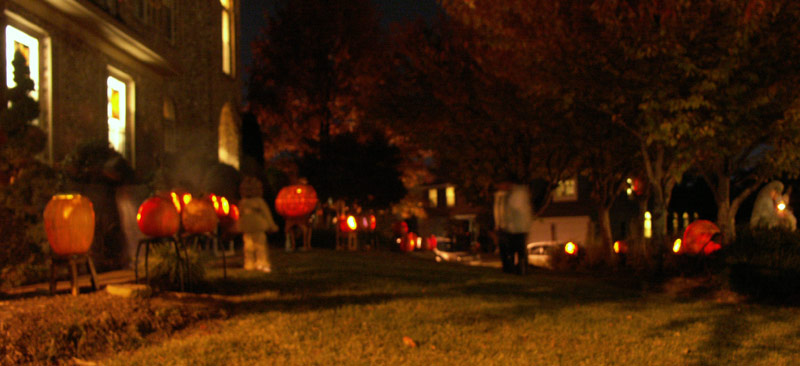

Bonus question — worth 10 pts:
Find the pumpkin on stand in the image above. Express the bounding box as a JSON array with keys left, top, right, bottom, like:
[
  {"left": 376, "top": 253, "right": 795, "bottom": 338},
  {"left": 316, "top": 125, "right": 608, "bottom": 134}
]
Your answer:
[
  {"left": 44, "top": 194, "right": 100, "bottom": 295},
  {"left": 276, "top": 184, "right": 318, "bottom": 251},
  {"left": 137, "top": 196, "right": 180, "bottom": 237},
  {"left": 275, "top": 184, "right": 318, "bottom": 219},
  {"left": 44, "top": 194, "right": 95, "bottom": 256}
]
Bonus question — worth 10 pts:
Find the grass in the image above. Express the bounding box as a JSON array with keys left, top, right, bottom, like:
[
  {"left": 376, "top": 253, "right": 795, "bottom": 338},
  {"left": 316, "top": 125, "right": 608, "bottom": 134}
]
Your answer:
[{"left": 91, "top": 249, "right": 799, "bottom": 365}]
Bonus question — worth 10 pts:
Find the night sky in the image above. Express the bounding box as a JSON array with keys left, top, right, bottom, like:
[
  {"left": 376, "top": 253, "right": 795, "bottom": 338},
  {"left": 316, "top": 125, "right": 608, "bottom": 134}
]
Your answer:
[{"left": 239, "top": 0, "right": 439, "bottom": 92}]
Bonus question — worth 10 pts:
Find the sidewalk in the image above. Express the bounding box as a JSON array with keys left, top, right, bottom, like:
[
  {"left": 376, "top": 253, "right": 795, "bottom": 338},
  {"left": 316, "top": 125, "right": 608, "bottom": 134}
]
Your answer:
[{"left": 2, "top": 269, "right": 136, "bottom": 298}]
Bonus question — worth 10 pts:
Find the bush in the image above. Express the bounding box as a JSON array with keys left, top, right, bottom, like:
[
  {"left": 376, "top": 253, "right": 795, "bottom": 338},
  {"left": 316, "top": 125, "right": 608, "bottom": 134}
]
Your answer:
[
  {"left": 145, "top": 244, "right": 209, "bottom": 292},
  {"left": 725, "top": 227, "right": 800, "bottom": 302}
]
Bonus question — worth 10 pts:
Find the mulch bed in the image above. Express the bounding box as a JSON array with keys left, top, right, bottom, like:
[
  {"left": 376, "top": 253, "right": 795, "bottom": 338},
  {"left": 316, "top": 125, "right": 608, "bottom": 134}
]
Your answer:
[{"left": 0, "top": 290, "right": 227, "bottom": 365}]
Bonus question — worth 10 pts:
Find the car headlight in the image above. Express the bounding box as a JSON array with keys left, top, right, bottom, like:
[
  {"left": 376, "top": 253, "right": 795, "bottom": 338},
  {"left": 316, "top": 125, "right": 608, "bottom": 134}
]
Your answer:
[{"left": 564, "top": 242, "right": 578, "bottom": 256}]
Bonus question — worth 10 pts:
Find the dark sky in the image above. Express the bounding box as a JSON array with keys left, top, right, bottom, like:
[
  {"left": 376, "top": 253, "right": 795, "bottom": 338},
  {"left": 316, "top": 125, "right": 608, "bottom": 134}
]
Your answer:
[{"left": 239, "top": 0, "right": 439, "bottom": 93}]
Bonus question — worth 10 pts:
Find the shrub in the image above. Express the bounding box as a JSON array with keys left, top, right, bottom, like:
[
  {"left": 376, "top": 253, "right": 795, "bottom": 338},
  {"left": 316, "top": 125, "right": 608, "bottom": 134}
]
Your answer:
[
  {"left": 145, "top": 244, "right": 209, "bottom": 292},
  {"left": 725, "top": 227, "right": 800, "bottom": 302}
]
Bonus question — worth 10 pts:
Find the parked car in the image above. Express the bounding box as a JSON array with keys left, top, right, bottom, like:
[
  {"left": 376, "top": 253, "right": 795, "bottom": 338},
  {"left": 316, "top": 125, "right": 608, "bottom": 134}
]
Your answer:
[
  {"left": 433, "top": 236, "right": 480, "bottom": 263},
  {"left": 526, "top": 241, "right": 584, "bottom": 270}
]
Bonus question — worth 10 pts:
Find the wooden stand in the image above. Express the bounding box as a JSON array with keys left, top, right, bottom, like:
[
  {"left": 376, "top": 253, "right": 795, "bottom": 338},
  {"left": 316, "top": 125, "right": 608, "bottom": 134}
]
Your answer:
[
  {"left": 135, "top": 236, "right": 187, "bottom": 291},
  {"left": 50, "top": 254, "right": 98, "bottom": 296},
  {"left": 184, "top": 231, "right": 227, "bottom": 280},
  {"left": 285, "top": 217, "right": 312, "bottom": 251}
]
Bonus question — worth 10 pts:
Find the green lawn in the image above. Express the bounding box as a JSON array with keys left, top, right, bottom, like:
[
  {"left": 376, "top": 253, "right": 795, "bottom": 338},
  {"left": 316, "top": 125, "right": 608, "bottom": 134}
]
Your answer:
[{"left": 103, "top": 249, "right": 799, "bottom": 366}]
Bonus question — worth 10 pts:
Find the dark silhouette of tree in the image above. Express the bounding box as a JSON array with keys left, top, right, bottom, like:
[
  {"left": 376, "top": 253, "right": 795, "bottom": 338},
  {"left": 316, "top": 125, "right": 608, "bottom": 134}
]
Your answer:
[
  {"left": 248, "top": 0, "right": 387, "bottom": 159},
  {"left": 296, "top": 133, "right": 407, "bottom": 209}
]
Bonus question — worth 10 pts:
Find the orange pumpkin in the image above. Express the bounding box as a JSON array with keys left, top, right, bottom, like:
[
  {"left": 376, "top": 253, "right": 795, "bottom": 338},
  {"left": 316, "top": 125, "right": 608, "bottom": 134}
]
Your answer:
[
  {"left": 181, "top": 198, "right": 218, "bottom": 234},
  {"left": 137, "top": 196, "right": 180, "bottom": 237},
  {"left": 44, "top": 194, "right": 95, "bottom": 256},
  {"left": 275, "top": 184, "right": 318, "bottom": 219}
]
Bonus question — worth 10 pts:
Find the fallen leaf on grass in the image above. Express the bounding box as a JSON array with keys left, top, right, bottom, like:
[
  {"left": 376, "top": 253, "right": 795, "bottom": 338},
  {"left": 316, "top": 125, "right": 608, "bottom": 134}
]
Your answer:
[{"left": 403, "top": 336, "right": 417, "bottom": 348}]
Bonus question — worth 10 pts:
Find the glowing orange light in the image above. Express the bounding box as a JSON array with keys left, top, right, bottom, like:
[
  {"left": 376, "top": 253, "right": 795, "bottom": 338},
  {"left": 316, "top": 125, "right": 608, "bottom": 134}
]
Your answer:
[
  {"left": 221, "top": 197, "right": 230, "bottom": 216},
  {"left": 210, "top": 194, "right": 220, "bottom": 211},
  {"left": 136, "top": 212, "right": 141, "bottom": 222},
  {"left": 565, "top": 242, "right": 577, "bottom": 255},
  {"left": 347, "top": 215, "right": 357, "bottom": 230},
  {"left": 230, "top": 204, "right": 239, "bottom": 221},
  {"left": 673, "top": 238, "right": 682, "bottom": 253},
  {"left": 778, "top": 202, "right": 787, "bottom": 211},
  {"left": 369, "top": 215, "right": 376, "bottom": 231},
  {"left": 613, "top": 241, "right": 621, "bottom": 254},
  {"left": 182, "top": 193, "right": 192, "bottom": 205},
  {"left": 296, "top": 188, "right": 302, "bottom": 194},
  {"left": 170, "top": 192, "right": 181, "bottom": 213}
]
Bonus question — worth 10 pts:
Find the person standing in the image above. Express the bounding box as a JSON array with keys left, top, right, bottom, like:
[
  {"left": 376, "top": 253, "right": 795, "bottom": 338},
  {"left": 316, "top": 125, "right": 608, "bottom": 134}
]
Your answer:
[
  {"left": 494, "top": 182, "right": 533, "bottom": 275},
  {"left": 238, "top": 176, "right": 279, "bottom": 272}
]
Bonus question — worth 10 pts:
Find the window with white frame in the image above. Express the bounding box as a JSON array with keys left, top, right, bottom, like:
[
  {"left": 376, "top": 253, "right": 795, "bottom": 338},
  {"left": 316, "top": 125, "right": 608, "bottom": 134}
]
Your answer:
[
  {"left": 5, "top": 25, "right": 39, "bottom": 103},
  {"left": 107, "top": 72, "right": 133, "bottom": 162},
  {"left": 220, "top": 0, "right": 234, "bottom": 75},
  {"left": 553, "top": 178, "right": 578, "bottom": 202},
  {"left": 5, "top": 18, "right": 53, "bottom": 163}
]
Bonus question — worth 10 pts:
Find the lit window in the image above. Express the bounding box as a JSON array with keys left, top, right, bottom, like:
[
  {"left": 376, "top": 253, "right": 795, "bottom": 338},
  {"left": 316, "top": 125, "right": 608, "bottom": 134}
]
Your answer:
[
  {"left": 553, "top": 178, "right": 577, "bottom": 202},
  {"left": 221, "top": 0, "right": 234, "bottom": 75},
  {"left": 446, "top": 186, "right": 456, "bottom": 207},
  {"left": 107, "top": 75, "right": 127, "bottom": 157},
  {"left": 218, "top": 103, "right": 239, "bottom": 169},
  {"left": 644, "top": 211, "right": 652, "bottom": 239},
  {"left": 428, "top": 189, "right": 438, "bottom": 207},
  {"left": 5, "top": 25, "right": 39, "bottom": 101}
]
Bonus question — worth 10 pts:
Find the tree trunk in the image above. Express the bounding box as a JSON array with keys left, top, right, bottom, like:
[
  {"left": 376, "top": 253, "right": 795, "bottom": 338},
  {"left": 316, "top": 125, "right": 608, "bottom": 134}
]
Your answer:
[
  {"left": 597, "top": 205, "right": 613, "bottom": 262},
  {"left": 715, "top": 176, "right": 736, "bottom": 245}
]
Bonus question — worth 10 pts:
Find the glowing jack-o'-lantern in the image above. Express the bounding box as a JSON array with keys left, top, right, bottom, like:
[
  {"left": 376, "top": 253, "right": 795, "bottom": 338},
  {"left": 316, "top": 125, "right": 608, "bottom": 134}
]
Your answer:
[
  {"left": 44, "top": 194, "right": 95, "bottom": 256},
  {"left": 181, "top": 198, "right": 218, "bottom": 234},
  {"left": 613, "top": 240, "right": 628, "bottom": 254},
  {"left": 137, "top": 196, "right": 180, "bottom": 237},
  {"left": 275, "top": 184, "right": 318, "bottom": 219}
]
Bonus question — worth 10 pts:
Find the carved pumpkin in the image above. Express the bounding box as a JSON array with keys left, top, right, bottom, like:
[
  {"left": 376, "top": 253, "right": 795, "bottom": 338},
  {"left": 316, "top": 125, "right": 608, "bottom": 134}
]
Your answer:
[
  {"left": 137, "top": 196, "right": 180, "bottom": 237},
  {"left": 275, "top": 184, "right": 318, "bottom": 219},
  {"left": 181, "top": 198, "right": 218, "bottom": 234},
  {"left": 44, "top": 194, "right": 95, "bottom": 256}
]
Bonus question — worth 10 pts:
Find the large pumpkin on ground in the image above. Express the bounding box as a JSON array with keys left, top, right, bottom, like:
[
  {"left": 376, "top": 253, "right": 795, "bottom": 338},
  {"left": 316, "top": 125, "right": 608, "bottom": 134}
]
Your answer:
[
  {"left": 275, "top": 184, "right": 318, "bottom": 219},
  {"left": 181, "top": 198, "right": 218, "bottom": 234},
  {"left": 44, "top": 194, "right": 95, "bottom": 256},
  {"left": 137, "top": 196, "right": 180, "bottom": 237}
]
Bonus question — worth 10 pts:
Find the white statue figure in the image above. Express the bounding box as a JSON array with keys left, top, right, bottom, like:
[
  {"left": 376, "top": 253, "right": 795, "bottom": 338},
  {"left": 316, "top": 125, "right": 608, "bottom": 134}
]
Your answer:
[
  {"left": 239, "top": 176, "right": 279, "bottom": 272},
  {"left": 750, "top": 180, "right": 796, "bottom": 231}
]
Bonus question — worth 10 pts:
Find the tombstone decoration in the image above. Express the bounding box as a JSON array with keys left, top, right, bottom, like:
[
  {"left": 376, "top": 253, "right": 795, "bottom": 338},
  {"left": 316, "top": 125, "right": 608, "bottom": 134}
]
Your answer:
[{"left": 750, "top": 180, "right": 796, "bottom": 231}]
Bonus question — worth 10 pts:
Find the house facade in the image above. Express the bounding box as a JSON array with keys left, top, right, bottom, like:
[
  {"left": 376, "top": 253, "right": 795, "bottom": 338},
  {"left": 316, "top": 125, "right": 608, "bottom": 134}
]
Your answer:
[{"left": 1, "top": 0, "right": 242, "bottom": 178}]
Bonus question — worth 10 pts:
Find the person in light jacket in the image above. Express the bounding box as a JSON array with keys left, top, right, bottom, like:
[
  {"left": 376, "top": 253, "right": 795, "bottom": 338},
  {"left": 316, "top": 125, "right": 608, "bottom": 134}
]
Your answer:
[
  {"left": 239, "top": 176, "right": 279, "bottom": 272},
  {"left": 494, "top": 182, "right": 533, "bottom": 275}
]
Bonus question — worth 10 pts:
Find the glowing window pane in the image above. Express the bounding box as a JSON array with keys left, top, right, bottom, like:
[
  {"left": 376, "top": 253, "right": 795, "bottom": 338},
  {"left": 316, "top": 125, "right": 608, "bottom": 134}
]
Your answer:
[
  {"left": 554, "top": 179, "right": 577, "bottom": 201},
  {"left": 5, "top": 25, "right": 39, "bottom": 101},
  {"left": 428, "top": 189, "right": 438, "bottom": 207},
  {"left": 446, "top": 186, "right": 455, "bottom": 207},
  {"left": 107, "top": 76, "right": 126, "bottom": 156},
  {"left": 220, "top": 0, "right": 231, "bottom": 9},
  {"left": 221, "top": 10, "right": 231, "bottom": 75}
]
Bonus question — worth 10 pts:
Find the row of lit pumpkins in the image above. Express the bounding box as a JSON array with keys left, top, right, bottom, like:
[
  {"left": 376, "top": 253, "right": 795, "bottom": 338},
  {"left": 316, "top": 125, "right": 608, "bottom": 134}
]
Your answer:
[{"left": 43, "top": 184, "right": 320, "bottom": 257}]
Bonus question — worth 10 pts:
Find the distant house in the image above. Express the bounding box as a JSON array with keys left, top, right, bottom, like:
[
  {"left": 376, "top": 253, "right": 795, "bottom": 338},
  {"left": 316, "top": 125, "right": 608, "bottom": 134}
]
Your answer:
[
  {"left": 2, "top": 0, "right": 243, "bottom": 176},
  {"left": 528, "top": 177, "right": 595, "bottom": 244},
  {"left": 408, "top": 183, "right": 485, "bottom": 247}
]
